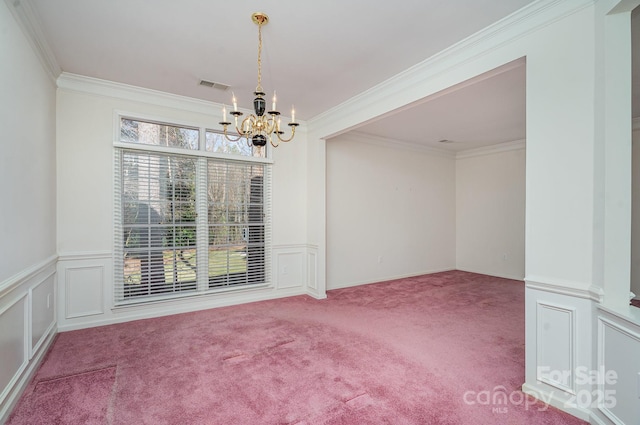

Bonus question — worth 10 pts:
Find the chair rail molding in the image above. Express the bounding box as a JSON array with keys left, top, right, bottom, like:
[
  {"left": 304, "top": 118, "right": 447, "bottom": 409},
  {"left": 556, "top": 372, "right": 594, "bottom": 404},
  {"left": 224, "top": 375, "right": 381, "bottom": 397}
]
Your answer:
[{"left": 525, "top": 275, "right": 604, "bottom": 302}]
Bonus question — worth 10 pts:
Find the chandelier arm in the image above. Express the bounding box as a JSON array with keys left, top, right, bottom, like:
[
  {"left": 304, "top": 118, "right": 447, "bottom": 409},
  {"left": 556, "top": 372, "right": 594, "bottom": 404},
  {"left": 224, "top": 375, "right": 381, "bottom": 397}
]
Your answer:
[
  {"left": 222, "top": 131, "right": 244, "bottom": 143},
  {"left": 237, "top": 116, "right": 252, "bottom": 135},
  {"left": 270, "top": 137, "right": 279, "bottom": 148},
  {"left": 266, "top": 116, "right": 278, "bottom": 133},
  {"left": 275, "top": 126, "right": 296, "bottom": 143}
]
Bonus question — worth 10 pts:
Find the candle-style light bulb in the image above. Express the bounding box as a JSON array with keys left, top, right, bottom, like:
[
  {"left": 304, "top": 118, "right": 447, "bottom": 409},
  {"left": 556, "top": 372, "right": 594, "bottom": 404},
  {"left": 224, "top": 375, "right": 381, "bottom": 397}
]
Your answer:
[
  {"left": 222, "top": 105, "right": 227, "bottom": 122},
  {"left": 291, "top": 106, "right": 295, "bottom": 123},
  {"left": 272, "top": 91, "right": 277, "bottom": 111},
  {"left": 277, "top": 117, "right": 281, "bottom": 131},
  {"left": 232, "top": 93, "right": 237, "bottom": 111}
]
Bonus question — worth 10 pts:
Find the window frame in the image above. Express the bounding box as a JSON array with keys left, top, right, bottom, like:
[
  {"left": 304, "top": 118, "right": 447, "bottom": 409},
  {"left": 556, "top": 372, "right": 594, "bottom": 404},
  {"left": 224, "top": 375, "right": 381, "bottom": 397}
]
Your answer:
[{"left": 113, "top": 113, "right": 273, "bottom": 306}]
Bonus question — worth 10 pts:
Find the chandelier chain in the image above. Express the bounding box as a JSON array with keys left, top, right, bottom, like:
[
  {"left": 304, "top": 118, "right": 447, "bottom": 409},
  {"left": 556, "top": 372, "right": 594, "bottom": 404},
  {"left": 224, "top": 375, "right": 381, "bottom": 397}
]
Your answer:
[{"left": 256, "top": 22, "right": 263, "bottom": 93}]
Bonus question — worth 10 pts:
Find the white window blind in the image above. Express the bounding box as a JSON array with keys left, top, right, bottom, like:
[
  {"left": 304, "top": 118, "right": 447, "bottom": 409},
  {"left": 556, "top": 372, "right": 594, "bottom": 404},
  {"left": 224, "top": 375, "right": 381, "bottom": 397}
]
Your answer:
[
  {"left": 207, "top": 159, "right": 268, "bottom": 288},
  {"left": 114, "top": 118, "right": 271, "bottom": 305}
]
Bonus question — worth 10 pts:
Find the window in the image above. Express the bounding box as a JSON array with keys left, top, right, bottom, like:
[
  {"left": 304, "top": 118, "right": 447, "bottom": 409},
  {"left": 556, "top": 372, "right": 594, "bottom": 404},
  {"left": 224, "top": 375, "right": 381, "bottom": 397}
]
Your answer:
[
  {"left": 114, "top": 118, "right": 271, "bottom": 305},
  {"left": 207, "top": 159, "right": 266, "bottom": 288}
]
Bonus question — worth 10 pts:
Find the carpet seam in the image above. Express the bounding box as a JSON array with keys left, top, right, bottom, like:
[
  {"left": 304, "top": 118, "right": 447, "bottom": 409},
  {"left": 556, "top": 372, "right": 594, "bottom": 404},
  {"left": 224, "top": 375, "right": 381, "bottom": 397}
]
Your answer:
[{"left": 34, "top": 365, "right": 118, "bottom": 386}]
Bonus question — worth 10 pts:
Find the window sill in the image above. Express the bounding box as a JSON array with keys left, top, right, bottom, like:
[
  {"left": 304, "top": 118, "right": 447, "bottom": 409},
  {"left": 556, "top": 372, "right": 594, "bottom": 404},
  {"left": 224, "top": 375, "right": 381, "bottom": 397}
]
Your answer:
[{"left": 112, "top": 282, "right": 272, "bottom": 311}]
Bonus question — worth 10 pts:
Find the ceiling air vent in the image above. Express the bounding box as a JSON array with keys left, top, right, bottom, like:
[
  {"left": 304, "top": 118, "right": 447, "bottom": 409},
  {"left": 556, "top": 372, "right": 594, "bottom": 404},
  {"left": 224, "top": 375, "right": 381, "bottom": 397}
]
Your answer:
[
  {"left": 437, "top": 139, "right": 454, "bottom": 144},
  {"left": 199, "top": 80, "right": 230, "bottom": 91}
]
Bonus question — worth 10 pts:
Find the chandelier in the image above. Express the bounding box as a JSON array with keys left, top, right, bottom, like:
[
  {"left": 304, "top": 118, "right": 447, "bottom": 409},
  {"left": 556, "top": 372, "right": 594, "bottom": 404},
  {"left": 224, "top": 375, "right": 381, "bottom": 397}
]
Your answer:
[{"left": 219, "top": 12, "right": 298, "bottom": 148}]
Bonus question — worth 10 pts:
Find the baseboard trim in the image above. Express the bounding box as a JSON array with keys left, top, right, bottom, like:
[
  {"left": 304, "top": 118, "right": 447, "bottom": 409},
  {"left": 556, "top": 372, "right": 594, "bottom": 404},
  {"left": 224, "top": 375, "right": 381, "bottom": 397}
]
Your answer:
[
  {"left": 521, "top": 382, "right": 592, "bottom": 422},
  {"left": 0, "top": 326, "right": 57, "bottom": 423},
  {"left": 306, "top": 288, "right": 327, "bottom": 300},
  {"left": 327, "top": 267, "right": 456, "bottom": 291},
  {"left": 58, "top": 286, "right": 309, "bottom": 332},
  {"left": 455, "top": 267, "right": 524, "bottom": 281}
]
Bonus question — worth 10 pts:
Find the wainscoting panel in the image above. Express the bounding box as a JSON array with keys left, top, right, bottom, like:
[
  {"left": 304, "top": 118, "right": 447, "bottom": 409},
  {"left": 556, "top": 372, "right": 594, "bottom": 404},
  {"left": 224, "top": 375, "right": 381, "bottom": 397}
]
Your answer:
[
  {"left": 0, "top": 295, "right": 27, "bottom": 404},
  {"left": 57, "top": 248, "right": 312, "bottom": 331},
  {"left": 57, "top": 252, "right": 111, "bottom": 327},
  {"left": 0, "top": 256, "right": 57, "bottom": 424},
  {"left": 525, "top": 285, "right": 599, "bottom": 422},
  {"left": 30, "top": 272, "right": 55, "bottom": 356},
  {"left": 307, "top": 250, "right": 317, "bottom": 291},
  {"left": 536, "top": 301, "right": 576, "bottom": 394},
  {"left": 65, "top": 266, "right": 104, "bottom": 318},
  {"left": 273, "top": 246, "right": 305, "bottom": 290},
  {"left": 597, "top": 309, "right": 640, "bottom": 425}
]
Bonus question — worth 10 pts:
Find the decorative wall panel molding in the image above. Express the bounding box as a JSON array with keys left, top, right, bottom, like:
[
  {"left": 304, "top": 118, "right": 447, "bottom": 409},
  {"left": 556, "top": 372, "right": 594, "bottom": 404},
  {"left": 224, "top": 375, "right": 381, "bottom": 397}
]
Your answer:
[
  {"left": 274, "top": 250, "right": 304, "bottom": 290},
  {"left": 0, "top": 258, "right": 57, "bottom": 423},
  {"left": 307, "top": 250, "right": 317, "bottom": 291},
  {"left": 597, "top": 310, "right": 640, "bottom": 425},
  {"left": 57, "top": 248, "right": 314, "bottom": 331},
  {"left": 29, "top": 272, "right": 55, "bottom": 357},
  {"left": 57, "top": 253, "right": 111, "bottom": 326},
  {"left": 536, "top": 301, "right": 576, "bottom": 394},
  {"left": 64, "top": 266, "right": 104, "bottom": 319},
  {"left": 0, "top": 295, "right": 28, "bottom": 404}
]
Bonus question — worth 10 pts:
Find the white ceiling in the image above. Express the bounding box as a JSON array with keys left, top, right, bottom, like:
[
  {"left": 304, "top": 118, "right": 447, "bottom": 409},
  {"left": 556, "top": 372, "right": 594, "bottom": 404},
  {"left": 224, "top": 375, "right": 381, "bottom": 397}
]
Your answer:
[
  {"left": 352, "top": 60, "right": 526, "bottom": 151},
  {"left": 28, "top": 0, "right": 538, "bottom": 149}
]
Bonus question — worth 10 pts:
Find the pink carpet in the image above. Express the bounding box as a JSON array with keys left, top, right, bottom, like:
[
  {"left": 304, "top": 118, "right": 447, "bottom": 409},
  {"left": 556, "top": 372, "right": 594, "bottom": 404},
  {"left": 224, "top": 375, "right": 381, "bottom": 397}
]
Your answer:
[
  {"left": 8, "top": 271, "right": 586, "bottom": 424},
  {"left": 9, "top": 367, "right": 116, "bottom": 424}
]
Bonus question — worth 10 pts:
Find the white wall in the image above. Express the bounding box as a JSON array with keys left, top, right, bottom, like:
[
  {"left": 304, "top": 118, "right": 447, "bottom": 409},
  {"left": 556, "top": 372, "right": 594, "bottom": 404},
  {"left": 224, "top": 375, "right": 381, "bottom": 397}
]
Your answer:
[
  {"left": 632, "top": 128, "right": 640, "bottom": 298},
  {"left": 309, "top": 1, "right": 640, "bottom": 422},
  {"left": 55, "top": 75, "right": 314, "bottom": 330},
  {"left": 326, "top": 134, "right": 456, "bottom": 289},
  {"left": 310, "top": 1, "right": 603, "bottom": 296},
  {"left": 0, "top": 1, "right": 57, "bottom": 421},
  {"left": 326, "top": 136, "right": 525, "bottom": 290},
  {"left": 456, "top": 143, "right": 525, "bottom": 280},
  {"left": 0, "top": 5, "right": 56, "bottom": 282},
  {"left": 2, "top": 0, "right": 638, "bottom": 422}
]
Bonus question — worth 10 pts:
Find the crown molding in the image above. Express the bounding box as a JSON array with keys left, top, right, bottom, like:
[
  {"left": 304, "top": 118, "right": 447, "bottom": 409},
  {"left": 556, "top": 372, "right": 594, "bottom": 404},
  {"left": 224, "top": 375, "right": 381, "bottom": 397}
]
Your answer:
[
  {"left": 335, "top": 132, "right": 525, "bottom": 159},
  {"left": 57, "top": 73, "right": 307, "bottom": 126},
  {"left": 308, "top": 0, "right": 593, "bottom": 139},
  {"left": 456, "top": 139, "right": 526, "bottom": 159},
  {"left": 57, "top": 72, "right": 219, "bottom": 115},
  {"left": 4, "top": 0, "right": 61, "bottom": 82},
  {"left": 334, "top": 131, "right": 455, "bottom": 158}
]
